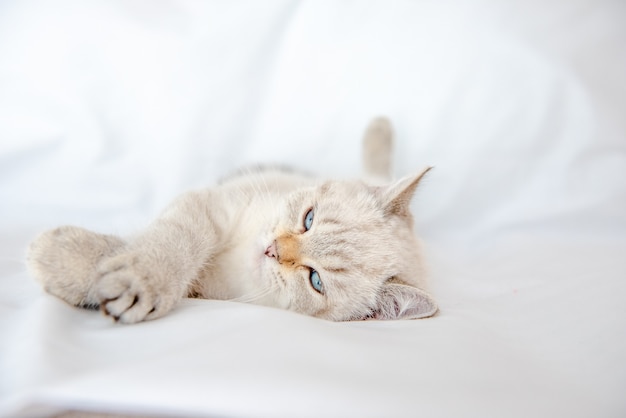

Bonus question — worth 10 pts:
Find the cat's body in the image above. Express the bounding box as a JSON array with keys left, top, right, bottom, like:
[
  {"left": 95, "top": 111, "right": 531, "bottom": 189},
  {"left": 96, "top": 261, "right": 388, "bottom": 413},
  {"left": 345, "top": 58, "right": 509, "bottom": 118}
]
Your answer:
[{"left": 27, "top": 118, "right": 438, "bottom": 323}]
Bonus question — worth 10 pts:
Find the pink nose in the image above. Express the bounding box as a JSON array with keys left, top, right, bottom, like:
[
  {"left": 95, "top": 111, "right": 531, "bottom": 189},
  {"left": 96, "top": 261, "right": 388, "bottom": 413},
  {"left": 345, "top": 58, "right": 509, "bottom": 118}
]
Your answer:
[{"left": 264, "top": 241, "right": 277, "bottom": 259}]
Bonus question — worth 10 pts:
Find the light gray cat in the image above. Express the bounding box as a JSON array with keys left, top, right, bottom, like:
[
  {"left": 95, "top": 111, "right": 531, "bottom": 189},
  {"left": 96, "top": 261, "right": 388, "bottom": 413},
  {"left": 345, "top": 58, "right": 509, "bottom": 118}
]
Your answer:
[{"left": 27, "top": 118, "right": 437, "bottom": 323}]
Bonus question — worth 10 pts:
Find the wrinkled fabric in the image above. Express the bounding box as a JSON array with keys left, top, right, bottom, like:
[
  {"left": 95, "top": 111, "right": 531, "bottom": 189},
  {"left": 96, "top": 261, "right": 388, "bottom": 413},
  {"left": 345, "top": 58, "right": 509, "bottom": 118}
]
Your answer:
[{"left": 0, "top": 1, "right": 625, "bottom": 417}]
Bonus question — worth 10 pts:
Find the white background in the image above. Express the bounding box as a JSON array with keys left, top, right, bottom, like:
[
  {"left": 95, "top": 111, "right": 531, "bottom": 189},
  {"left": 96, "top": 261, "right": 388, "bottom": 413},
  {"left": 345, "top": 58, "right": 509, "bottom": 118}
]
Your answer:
[{"left": 0, "top": 1, "right": 625, "bottom": 417}]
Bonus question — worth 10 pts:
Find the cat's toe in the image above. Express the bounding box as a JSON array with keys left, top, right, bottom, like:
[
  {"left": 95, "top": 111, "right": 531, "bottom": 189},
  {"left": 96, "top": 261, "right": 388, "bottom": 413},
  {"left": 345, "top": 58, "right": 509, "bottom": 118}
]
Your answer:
[
  {"left": 97, "top": 274, "right": 153, "bottom": 324},
  {"left": 96, "top": 254, "right": 168, "bottom": 323},
  {"left": 100, "top": 288, "right": 138, "bottom": 319},
  {"left": 101, "top": 291, "right": 156, "bottom": 324}
]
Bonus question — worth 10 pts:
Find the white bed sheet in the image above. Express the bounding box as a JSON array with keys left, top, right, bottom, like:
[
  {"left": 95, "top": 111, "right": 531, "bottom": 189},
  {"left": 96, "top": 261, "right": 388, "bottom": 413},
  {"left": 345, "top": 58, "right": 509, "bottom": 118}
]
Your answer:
[{"left": 1, "top": 1, "right": 625, "bottom": 417}]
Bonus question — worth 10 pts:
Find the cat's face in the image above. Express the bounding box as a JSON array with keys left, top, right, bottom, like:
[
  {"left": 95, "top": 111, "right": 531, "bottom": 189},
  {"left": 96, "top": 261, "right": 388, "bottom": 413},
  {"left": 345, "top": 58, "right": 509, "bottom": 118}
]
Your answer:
[{"left": 257, "top": 172, "right": 437, "bottom": 321}]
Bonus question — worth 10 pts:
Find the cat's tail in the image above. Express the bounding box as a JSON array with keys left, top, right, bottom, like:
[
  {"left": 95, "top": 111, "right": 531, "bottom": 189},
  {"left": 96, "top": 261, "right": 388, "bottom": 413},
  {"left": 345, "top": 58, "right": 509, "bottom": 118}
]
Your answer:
[{"left": 362, "top": 116, "right": 393, "bottom": 184}]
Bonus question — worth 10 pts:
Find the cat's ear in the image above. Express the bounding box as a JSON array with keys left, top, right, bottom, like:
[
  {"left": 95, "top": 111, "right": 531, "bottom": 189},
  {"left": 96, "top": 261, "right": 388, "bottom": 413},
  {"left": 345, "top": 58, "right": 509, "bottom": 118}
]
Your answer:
[
  {"left": 371, "top": 282, "right": 438, "bottom": 320},
  {"left": 381, "top": 167, "right": 432, "bottom": 218}
]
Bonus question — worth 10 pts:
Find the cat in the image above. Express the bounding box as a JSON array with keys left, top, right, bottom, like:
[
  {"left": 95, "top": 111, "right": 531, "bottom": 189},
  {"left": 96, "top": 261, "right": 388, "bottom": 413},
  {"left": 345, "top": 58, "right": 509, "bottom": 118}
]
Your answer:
[{"left": 26, "top": 117, "right": 438, "bottom": 323}]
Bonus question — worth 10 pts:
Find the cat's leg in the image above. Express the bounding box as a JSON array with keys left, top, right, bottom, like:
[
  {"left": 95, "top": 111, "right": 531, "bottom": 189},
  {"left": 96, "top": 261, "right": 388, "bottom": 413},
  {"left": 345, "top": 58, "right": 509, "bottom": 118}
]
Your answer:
[
  {"left": 94, "top": 190, "right": 219, "bottom": 323},
  {"left": 27, "top": 226, "right": 126, "bottom": 308},
  {"left": 362, "top": 116, "right": 393, "bottom": 183}
]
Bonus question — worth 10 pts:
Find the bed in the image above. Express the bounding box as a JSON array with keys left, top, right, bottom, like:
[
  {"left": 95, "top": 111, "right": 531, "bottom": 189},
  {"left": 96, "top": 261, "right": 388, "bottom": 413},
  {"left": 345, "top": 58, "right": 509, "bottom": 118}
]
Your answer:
[{"left": 1, "top": 1, "right": 625, "bottom": 417}]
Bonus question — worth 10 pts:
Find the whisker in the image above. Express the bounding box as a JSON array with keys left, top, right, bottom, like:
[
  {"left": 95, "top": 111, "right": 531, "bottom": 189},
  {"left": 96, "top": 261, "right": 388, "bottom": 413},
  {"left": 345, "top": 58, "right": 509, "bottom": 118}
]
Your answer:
[{"left": 228, "top": 285, "right": 273, "bottom": 303}]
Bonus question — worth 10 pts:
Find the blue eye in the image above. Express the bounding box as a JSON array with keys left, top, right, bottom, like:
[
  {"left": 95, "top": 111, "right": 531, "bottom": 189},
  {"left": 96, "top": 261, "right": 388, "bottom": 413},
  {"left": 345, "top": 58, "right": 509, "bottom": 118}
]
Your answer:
[
  {"left": 303, "top": 208, "right": 314, "bottom": 231},
  {"left": 309, "top": 269, "right": 323, "bottom": 293}
]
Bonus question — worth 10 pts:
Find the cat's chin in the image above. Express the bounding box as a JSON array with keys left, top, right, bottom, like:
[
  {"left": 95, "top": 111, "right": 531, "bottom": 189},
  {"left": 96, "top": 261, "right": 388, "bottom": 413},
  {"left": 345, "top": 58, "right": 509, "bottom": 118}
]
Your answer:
[
  {"left": 218, "top": 239, "right": 282, "bottom": 307},
  {"left": 253, "top": 257, "right": 292, "bottom": 310}
]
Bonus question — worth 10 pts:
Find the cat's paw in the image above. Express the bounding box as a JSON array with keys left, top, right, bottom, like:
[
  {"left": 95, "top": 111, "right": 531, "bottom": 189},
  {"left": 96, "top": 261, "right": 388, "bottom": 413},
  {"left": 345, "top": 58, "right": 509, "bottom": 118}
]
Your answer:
[
  {"left": 27, "top": 226, "right": 124, "bottom": 307},
  {"left": 96, "top": 253, "right": 182, "bottom": 324}
]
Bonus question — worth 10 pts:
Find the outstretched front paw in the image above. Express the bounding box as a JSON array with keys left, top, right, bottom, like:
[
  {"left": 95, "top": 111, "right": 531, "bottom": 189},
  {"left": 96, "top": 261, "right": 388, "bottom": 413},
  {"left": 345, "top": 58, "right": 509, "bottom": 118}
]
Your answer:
[
  {"left": 27, "top": 226, "right": 124, "bottom": 308},
  {"left": 96, "top": 253, "right": 182, "bottom": 324}
]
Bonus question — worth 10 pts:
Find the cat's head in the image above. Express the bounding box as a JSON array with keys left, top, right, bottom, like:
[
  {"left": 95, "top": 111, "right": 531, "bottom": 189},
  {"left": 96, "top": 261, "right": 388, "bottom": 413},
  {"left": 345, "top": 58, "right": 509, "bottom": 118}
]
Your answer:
[{"left": 259, "top": 167, "right": 437, "bottom": 321}]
